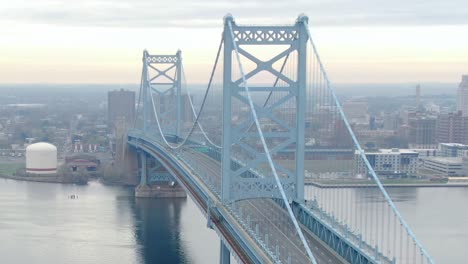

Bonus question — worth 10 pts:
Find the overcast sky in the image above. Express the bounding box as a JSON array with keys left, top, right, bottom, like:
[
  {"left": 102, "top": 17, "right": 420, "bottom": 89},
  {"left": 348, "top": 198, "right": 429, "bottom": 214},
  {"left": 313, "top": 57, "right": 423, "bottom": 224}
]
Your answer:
[{"left": 0, "top": 0, "right": 467, "bottom": 84}]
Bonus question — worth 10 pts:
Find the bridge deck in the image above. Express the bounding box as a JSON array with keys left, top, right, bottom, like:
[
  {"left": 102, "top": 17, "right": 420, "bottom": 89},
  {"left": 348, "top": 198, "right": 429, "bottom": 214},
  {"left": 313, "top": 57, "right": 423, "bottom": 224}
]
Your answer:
[{"left": 184, "top": 148, "right": 346, "bottom": 264}]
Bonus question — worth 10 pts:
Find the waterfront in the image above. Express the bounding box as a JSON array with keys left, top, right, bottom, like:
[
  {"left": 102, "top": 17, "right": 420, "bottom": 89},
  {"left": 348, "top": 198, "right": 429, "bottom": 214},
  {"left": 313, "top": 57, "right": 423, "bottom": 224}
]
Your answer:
[{"left": 0, "top": 179, "right": 466, "bottom": 263}]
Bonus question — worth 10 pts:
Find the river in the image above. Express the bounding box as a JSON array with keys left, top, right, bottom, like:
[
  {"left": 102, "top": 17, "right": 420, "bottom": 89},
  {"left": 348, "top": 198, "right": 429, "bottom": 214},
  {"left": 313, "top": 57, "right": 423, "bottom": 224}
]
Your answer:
[{"left": 0, "top": 179, "right": 466, "bottom": 263}]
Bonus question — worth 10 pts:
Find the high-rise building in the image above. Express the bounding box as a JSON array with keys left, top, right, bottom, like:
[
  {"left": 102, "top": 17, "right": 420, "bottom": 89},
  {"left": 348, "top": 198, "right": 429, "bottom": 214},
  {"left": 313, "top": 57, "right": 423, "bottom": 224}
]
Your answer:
[
  {"left": 408, "top": 115, "right": 437, "bottom": 149},
  {"left": 457, "top": 75, "right": 468, "bottom": 116},
  {"left": 436, "top": 111, "right": 468, "bottom": 144},
  {"left": 416, "top": 84, "right": 421, "bottom": 110},
  {"left": 383, "top": 112, "right": 400, "bottom": 130},
  {"left": 108, "top": 89, "right": 136, "bottom": 131},
  {"left": 369, "top": 116, "right": 376, "bottom": 130}
]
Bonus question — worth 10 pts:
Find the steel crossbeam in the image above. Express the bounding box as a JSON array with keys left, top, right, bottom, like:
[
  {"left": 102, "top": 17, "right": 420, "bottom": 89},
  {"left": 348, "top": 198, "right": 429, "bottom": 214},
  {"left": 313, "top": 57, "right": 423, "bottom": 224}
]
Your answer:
[{"left": 221, "top": 15, "right": 309, "bottom": 203}]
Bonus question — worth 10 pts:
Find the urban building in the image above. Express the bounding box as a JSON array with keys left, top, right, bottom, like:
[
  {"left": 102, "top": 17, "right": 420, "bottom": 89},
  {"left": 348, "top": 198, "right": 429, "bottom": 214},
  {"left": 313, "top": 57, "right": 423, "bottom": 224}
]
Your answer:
[
  {"left": 108, "top": 89, "right": 136, "bottom": 131},
  {"left": 355, "top": 148, "right": 419, "bottom": 177},
  {"left": 408, "top": 115, "right": 437, "bottom": 149},
  {"left": 457, "top": 75, "right": 468, "bottom": 116},
  {"left": 332, "top": 119, "right": 353, "bottom": 147},
  {"left": 439, "top": 143, "right": 468, "bottom": 157},
  {"left": 383, "top": 112, "right": 400, "bottom": 130},
  {"left": 425, "top": 103, "right": 440, "bottom": 114},
  {"left": 369, "top": 116, "right": 376, "bottom": 130},
  {"left": 436, "top": 111, "right": 468, "bottom": 144},
  {"left": 415, "top": 84, "right": 421, "bottom": 110},
  {"left": 64, "top": 155, "right": 100, "bottom": 173},
  {"left": 409, "top": 148, "right": 438, "bottom": 159},
  {"left": 400, "top": 109, "right": 417, "bottom": 125},
  {"left": 423, "top": 157, "right": 464, "bottom": 176},
  {"left": 463, "top": 156, "right": 468, "bottom": 176}
]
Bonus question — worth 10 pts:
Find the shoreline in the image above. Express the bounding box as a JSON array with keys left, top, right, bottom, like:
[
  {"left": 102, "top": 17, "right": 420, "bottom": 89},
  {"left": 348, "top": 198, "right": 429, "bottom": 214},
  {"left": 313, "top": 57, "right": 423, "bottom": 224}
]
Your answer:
[
  {"left": 0, "top": 173, "right": 87, "bottom": 184},
  {"left": 306, "top": 181, "right": 468, "bottom": 188}
]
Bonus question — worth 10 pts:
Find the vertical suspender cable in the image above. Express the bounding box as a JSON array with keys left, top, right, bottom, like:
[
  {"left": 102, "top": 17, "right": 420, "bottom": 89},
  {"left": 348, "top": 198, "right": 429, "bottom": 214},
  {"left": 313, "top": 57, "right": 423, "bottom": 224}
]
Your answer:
[{"left": 304, "top": 21, "right": 434, "bottom": 264}]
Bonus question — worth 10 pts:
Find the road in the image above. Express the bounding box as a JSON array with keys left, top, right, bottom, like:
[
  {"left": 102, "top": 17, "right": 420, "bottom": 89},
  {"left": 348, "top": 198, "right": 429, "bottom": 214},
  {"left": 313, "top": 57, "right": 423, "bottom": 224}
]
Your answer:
[{"left": 181, "top": 148, "right": 346, "bottom": 264}]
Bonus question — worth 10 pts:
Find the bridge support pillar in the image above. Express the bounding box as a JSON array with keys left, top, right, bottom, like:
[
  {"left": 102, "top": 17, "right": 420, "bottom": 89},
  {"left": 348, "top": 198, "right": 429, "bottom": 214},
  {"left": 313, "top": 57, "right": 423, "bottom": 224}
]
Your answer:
[
  {"left": 135, "top": 151, "right": 186, "bottom": 198},
  {"left": 220, "top": 240, "right": 230, "bottom": 264},
  {"left": 139, "top": 151, "right": 147, "bottom": 186}
]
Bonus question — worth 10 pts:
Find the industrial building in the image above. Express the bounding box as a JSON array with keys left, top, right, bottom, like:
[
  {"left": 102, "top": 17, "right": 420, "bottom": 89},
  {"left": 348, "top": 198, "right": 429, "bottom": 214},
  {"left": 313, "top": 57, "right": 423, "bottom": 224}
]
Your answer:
[
  {"left": 355, "top": 148, "right": 419, "bottom": 177},
  {"left": 25, "top": 142, "right": 57, "bottom": 174},
  {"left": 423, "top": 157, "right": 464, "bottom": 177}
]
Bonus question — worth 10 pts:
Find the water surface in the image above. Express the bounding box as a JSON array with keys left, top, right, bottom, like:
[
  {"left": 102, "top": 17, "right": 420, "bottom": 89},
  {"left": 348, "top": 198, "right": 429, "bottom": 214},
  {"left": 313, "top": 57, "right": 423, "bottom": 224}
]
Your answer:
[{"left": 0, "top": 179, "right": 466, "bottom": 263}]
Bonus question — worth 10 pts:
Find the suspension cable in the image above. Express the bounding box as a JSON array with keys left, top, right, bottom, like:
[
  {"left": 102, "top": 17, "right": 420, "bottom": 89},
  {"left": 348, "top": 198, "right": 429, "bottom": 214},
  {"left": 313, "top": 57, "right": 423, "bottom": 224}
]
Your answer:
[
  {"left": 304, "top": 21, "right": 434, "bottom": 264},
  {"left": 182, "top": 60, "right": 222, "bottom": 148},
  {"left": 144, "top": 36, "right": 224, "bottom": 150},
  {"left": 227, "top": 20, "right": 317, "bottom": 264},
  {"left": 133, "top": 62, "right": 145, "bottom": 129}
]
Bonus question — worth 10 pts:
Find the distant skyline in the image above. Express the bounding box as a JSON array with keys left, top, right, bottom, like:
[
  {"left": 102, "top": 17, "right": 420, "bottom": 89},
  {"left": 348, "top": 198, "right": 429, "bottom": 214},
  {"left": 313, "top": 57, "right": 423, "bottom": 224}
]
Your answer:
[{"left": 0, "top": 0, "right": 467, "bottom": 84}]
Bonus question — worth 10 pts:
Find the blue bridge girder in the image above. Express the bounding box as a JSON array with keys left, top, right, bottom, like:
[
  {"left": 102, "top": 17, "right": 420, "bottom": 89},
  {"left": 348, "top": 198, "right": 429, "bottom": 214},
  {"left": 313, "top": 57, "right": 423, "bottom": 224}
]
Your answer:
[
  {"left": 127, "top": 130, "right": 387, "bottom": 264},
  {"left": 128, "top": 131, "right": 271, "bottom": 264}
]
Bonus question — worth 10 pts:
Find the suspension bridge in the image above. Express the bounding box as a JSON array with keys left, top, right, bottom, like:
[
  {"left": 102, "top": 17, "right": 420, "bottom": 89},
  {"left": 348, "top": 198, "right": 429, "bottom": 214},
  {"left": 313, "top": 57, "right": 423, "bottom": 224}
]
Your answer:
[{"left": 126, "top": 14, "right": 434, "bottom": 264}]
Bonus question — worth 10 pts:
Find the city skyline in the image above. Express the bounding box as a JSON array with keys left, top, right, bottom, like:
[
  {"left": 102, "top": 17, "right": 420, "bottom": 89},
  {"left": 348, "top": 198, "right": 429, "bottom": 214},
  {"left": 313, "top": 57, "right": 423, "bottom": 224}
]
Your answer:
[{"left": 0, "top": 0, "right": 468, "bottom": 84}]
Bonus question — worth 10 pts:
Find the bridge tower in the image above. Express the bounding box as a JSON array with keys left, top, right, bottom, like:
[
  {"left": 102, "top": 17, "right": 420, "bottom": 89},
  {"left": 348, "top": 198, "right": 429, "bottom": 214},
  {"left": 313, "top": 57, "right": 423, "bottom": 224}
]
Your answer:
[
  {"left": 135, "top": 50, "right": 186, "bottom": 198},
  {"left": 221, "top": 15, "right": 309, "bottom": 203},
  {"left": 141, "top": 50, "right": 183, "bottom": 138}
]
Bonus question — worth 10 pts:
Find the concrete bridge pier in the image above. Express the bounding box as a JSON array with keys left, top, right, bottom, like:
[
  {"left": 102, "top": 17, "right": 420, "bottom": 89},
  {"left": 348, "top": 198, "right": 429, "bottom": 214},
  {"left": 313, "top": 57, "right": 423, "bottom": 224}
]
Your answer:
[
  {"left": 135, "top": 151, "right": 186, "bottom": 198},
  {"left": 220, "top": 240, "right": 230, "bottom": 264}
]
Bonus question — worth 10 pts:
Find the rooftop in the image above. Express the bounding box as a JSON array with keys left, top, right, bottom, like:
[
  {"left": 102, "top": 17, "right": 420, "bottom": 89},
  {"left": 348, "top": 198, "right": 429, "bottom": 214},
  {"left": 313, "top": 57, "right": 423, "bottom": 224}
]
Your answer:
[
  {"left": 425, "top": 157, "right": 463, "bottom": 165},
  {"left": 360, "top": 148, "right": 418, "bottom": 155},
  {"left": 440, "top": 143, "right": 468, "bottom": 148}
]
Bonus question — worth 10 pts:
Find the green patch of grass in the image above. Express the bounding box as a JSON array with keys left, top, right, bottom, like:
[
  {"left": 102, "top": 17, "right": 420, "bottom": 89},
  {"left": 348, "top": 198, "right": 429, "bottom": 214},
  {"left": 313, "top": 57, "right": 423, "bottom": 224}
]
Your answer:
[{"left": 0, "top": 163, "right": 24, "bottom": 176}]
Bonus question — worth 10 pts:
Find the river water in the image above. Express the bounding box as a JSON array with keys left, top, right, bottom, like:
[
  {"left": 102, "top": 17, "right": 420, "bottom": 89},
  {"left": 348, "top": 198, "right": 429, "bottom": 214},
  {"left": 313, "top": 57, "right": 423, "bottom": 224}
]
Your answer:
[{"left": 0, "top": 179, "right": 466, "bottom": 263}]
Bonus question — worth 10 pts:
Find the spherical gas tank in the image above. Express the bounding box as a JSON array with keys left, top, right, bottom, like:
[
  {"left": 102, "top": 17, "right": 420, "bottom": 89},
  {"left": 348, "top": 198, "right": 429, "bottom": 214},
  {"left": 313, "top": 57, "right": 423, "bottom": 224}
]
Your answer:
[{"left": 26, "top": 142, "right": 57, "bottom": 174}]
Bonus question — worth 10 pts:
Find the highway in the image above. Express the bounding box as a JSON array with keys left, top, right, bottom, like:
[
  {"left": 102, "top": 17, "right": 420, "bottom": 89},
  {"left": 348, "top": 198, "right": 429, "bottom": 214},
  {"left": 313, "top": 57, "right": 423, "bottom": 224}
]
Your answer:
[{"left": 181, "top": 148, "right": 347, "bottom": 264}]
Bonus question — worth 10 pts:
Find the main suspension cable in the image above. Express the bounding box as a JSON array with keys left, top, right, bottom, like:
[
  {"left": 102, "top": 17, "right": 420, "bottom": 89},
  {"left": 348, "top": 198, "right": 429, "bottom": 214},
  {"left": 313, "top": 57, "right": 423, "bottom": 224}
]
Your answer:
[{"left": 144, "top": 36, "right": 224, "bottom": 150}]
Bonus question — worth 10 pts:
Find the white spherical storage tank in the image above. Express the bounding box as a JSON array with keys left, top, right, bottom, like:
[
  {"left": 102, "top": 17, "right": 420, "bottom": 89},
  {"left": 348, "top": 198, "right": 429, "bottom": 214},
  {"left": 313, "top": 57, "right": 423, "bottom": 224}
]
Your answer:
[{"left": 26, "top": 142, "right": 57, "bottom": 174}]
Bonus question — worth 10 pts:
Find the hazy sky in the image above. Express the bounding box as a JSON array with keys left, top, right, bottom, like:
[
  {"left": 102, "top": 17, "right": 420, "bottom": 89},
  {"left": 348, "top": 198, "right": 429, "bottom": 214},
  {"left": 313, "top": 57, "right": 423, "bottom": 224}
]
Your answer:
[{"left": 0, "top": 0, "right": 467, "bottom": 84}]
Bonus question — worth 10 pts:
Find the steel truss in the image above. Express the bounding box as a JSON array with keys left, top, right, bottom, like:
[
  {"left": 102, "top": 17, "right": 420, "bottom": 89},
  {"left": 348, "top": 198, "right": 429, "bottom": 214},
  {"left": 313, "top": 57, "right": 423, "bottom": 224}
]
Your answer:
[
  {"left": 222, "top": 15, "right": 308, "bottom": 203},
  {"left": 142, "top": 50, "right": 182, "bottom": 137}
]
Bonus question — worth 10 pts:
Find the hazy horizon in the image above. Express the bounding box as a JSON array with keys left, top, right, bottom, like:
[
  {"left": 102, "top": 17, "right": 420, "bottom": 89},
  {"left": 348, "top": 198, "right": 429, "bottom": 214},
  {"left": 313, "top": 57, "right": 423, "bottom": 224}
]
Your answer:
[{"left": 0, "top": 82, "right": 459, "bottom": 97}]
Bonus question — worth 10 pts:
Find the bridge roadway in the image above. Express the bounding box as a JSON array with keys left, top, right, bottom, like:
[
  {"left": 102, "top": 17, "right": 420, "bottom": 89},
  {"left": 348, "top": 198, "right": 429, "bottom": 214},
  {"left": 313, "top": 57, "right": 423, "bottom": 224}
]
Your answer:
[{"left": 181, "top": 148, "right": 347, "bottom": 264}]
